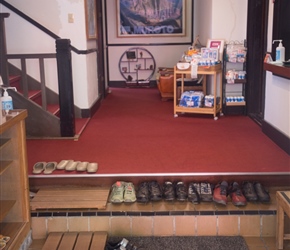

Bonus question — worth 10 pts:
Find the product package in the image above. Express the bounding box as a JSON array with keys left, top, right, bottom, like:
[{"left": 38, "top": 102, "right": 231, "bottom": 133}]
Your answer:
[{"left": 179, "top": 91, "right": 204, "bottom": 108}]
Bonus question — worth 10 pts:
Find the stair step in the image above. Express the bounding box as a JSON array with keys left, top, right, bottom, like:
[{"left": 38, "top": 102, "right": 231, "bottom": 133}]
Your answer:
[
  {"left": 47, "top": 104, "right": 60, "bottom": 116},
  {"left": 9, "top": 75, "right": 21, "bottom": 90}
]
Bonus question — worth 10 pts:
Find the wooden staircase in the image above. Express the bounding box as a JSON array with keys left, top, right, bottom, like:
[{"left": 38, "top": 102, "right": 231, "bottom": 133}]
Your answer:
[{"left": 8, "top": 73, "right": 90, "bottom": 139}]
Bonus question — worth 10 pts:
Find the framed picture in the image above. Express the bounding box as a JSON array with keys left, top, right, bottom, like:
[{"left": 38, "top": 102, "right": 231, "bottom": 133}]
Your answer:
[
  {"left": 207, "top": 39, "right": 225, "bottom": 60},
  {"left": 116, "top": 0, "right": 186, "bottom": 37},
  {"left": 85, "top": 0, "right": 97, "bottom": 39}
]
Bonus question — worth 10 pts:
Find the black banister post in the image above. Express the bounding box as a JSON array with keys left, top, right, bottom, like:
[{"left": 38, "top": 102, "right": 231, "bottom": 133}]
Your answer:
[
  {"left": 0, "top": 13, "right": 10, "bottom": 85},
  {"left": 55, "top": 38, "right": 75, "bottom": 137}
]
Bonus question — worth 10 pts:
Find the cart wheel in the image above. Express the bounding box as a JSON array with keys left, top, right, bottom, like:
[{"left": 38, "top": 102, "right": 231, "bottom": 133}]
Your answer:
[
  {"left": 174, "top": 114, "right": 178, "bottom": 118},
  {"left": 214, "top": 116, "right": 218, "bottom": 121}
]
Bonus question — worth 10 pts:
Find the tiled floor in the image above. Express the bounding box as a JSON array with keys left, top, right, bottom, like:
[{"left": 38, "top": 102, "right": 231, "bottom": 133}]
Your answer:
[
  {"left": 29, "top": 237, "right": 290, "bottom": 250},
  {"left": 29, "top": 186, "right": 290, "bottom": 249}
]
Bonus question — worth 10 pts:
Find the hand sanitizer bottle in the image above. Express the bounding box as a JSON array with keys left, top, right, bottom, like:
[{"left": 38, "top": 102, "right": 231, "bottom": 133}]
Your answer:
[
  {"left": 1, "top": 88, "right": 13, "bottom": 113},
  {"left": 273, "top": 40, "right": 285, "bottom": 62}
]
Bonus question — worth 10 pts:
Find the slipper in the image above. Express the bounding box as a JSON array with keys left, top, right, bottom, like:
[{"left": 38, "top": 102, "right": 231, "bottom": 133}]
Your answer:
[
  {"left": 76, "top": 162, "right": 88, "bottom": 171},
  {"left": 57, "top": 160, "right": 71, "bottom": 170},
  {"left": 0, "top": 235, "right": 10, "bottom": 243},
  {"left": 87, "top": 162, "right": 98, "bottom": 173},
  {"left": 0, "top": 240, "right": 6, "bottom": 250},
  {"left": 43, "top": 162, "right": 57, "bottom": 174},
  {"left": 32, "top": 162, "right": 46, "bottom": 174},
  {"left": 65, "top": 161, "right": 79, "bottom": 171}
]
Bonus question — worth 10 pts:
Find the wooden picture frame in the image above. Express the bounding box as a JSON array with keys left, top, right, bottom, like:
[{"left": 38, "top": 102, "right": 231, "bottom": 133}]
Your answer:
[
  {"left": 207, "top": 39, "right": 225, "bottom": 60},
  {"left": 116, "top": 0, "right": 186, "bottom": 37},
  {"left": 85, "top": 0, "right": 97, "bottom": 39}
]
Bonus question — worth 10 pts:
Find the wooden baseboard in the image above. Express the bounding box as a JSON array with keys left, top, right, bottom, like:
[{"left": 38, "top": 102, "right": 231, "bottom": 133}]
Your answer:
[{"left": 262, "top": 119, "right": 290, "bottom": 155}]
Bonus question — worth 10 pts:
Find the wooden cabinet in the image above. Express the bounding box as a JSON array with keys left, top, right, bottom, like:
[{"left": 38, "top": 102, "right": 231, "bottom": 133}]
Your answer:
[
  {"left": 173, "top": 65, "right": 223, "bottom": 120},
  {"left": 0, "top": 110, "right": 31, "bottom": 249}
]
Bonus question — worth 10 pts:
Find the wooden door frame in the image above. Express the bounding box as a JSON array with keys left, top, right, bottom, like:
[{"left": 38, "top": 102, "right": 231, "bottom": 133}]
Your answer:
[{"left": 246, "top": 0, "right": 269, "bottom": 125}]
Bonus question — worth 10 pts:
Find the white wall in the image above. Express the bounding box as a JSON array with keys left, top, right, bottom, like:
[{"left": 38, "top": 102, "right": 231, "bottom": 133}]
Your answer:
[
  {"left": 2, "top": 0, "right": 99, "bottom": 109},
  {"left": 264, "top": 1, "right": 290, "bottom": 137}
]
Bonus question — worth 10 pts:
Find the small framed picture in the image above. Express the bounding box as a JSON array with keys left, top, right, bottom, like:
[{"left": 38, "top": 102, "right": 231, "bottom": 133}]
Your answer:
[{"left": 207, "top": 39, "right": 225, "bottom": 60}]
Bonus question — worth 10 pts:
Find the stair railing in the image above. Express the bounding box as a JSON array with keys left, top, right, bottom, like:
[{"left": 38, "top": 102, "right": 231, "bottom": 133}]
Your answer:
[{"left": 0, "top": 1, "right": 97, "bottom": 137}]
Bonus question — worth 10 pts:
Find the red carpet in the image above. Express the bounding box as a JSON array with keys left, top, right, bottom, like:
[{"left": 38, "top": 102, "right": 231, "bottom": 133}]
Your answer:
[{"left": 27, "top": 87, "right": 290, "bottom": 175}]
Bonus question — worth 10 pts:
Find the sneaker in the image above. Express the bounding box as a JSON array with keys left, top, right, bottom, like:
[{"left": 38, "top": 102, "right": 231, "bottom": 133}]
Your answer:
[
  {"left": 254, "top": 182, "right": 270, "bottom": 203},
  {"left": 188, "top": 182, "right": 200, "bottom": 204},
  {"left": 109, "top": 181, "right": 124, "bottom": 203},
  {"left": 175, "top": 181, "right": 187, "bottom": 201},
  {"left": 148, "top": 181, "right": 162, "bottom": 201},
  {"left": 124, "top": 182, "right": 136, "bottom": 203},
  {"left": 136, "top": 182, "right": 149, "bottom": 203},
  {"left": 229, "top": 182, "right": 247, "bottom": 206},
  {"left": 200, "top": 182, "right": 213, "bottom": 202},
  {"left": 163, "top": 181, "right": 175, "bottom": 201},
  {"left": 213, "top": 181, "right": 228, "bottom": 205},
  {"left": 242, "top": 181, "right": 258, "bottom": 202}
]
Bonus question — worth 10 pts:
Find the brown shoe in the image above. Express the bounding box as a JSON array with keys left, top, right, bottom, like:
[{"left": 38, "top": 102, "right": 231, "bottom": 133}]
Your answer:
[
  {"left": 213, "top": 181, "right": 228, "bottom": 205},
  {"left": 229, "top": 182, "right": 247, "bottom": 206}
]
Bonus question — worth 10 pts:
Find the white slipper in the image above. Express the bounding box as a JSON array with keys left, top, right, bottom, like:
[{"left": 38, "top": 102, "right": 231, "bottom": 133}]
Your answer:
[
  {"left": 32, "top": 162, "right": 46, "bottom": 174},
  {"left": 43, "top": 162, "right": 57, "bottom": 174},
  {"left": 87, "top": 162, "right": 98, "bottom": 173},
  {"left": 76, "top": 162, "right": 89, "bottom": 171},
  {"left": 57, "top": 160, "right": 72, "bottom": 170},
  {"left": 65, "top": 161, "right": 79, "bottom": 171}
]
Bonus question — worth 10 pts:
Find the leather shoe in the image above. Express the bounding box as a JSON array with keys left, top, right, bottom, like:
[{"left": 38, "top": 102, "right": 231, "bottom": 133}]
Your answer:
[
  {"left": 254, "top": 182, "right": 270, "bottom": 203},
  {"left": 175, "top": 181, "right": 187, "bottom": 201},
  {"left": 136, "top": 182, "right": 149, "bottom": 203},
  {"left": 242, "top": 181, "right": 258, "bottom": 202},
  {"left": 148, "top": 181, "right": 162, "bottom": 201}
]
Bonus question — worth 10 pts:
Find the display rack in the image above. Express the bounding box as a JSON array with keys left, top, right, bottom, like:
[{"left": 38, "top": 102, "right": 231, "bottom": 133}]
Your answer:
[
  {"left": 0, "top": 110, "right": 31, "bottom": 250},
  {"left": 173, "top": 65, "right": 223, "bottom": 120},
  {"left": 119, "top": 47, "right": 156, "bottom": 87},
  {"left": 222, "top": 41, "right": 247, "bottom": 114}
]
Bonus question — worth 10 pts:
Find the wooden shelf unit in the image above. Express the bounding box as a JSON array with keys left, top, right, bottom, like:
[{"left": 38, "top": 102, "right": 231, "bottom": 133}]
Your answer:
[
  {"left": 0, "top": 110, "right": 31, "bottom": 250},
  {"left": 173, "top": 65, "right": 223, "bottom": 119}
]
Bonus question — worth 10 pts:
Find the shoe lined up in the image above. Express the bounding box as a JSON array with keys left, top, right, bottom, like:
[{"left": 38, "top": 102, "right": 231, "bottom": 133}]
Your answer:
[
  {"left": 32, "top": 160, "right": 98, "bottom": 174},
  {"left": 109, "top": 180, "right": 270, "bottom": 206},
  {"left": 109, "top": 182, "right": 137, "bottom": 203},
  {"left": 105, "top": 237, "right": 143, "bottom": 250}
]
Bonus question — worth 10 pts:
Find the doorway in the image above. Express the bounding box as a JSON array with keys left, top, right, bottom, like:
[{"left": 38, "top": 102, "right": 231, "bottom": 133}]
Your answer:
[{"left": 246, "top": 0, "right": 269, "bottom": 125}]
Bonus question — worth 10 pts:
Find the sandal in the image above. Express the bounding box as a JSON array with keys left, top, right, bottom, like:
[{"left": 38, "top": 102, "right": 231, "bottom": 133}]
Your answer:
[
  {"left": 32, "top": 162, "right": 46, "bottom": 174},
  {"left": 65, "top": 161, "right": 79, "bottom": 171},
  {"left": 57, "top": 160, "right": 71, "bottom": 170},
  {"left": 43, "top": 162, "right": 57, "bottom": 174},
  {"left": 76, "top": 162, "right": 88, "bottom": 171},
  {"left": 87, "top": 162, "right": 98, "bottom": 173}
]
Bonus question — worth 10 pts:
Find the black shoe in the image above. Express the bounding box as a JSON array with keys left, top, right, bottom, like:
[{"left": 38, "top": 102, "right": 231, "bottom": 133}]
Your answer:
[
  {"left": 163, "top": 181, "right": 175, "bottom": 201},
  {"left": 148, "top": 181, "right": 162, "bottom": 201},
  {"left": 175, "top": 181, "right": 187, "bottom": 201},
  {"left": 188, "top": 182, "right": 200, "bottom": 204},
  {"left": 106, "top": 238, "right": 128, "bottom": 250},
  {"left": 136, "top": 182, "right": 149, "bottom": 203},
  {"left": 200, "top": 182, "right": 213, "bottom": 202},
  {"left": 242, "top": 181, "right": 258, "bottom": 202},
  {"left": 254, "top": 182, "right": 270, "bottom": 203}
]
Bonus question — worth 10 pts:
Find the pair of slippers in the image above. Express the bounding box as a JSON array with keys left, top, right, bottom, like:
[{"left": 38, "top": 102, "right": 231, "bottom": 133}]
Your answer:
[
  {"left": 32, "top": 162, "right": 57, "bottom": 174},
  {"left": 57, "top": 160, "right": 98, "bottom": 173}
]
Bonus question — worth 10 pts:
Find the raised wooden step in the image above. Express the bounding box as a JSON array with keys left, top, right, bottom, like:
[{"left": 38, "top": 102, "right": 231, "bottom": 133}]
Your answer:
[
  {"left": 42, "top": 231, "right": 107, "bottom": 250},
  {"left": 30, "top": 187, "right": 110, "bottom": 210}
]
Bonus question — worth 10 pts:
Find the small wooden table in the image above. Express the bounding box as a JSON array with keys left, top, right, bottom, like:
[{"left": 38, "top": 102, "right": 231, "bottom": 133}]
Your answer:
[{"left": 276, "top": 191, "right": 290, "bottom": 249}]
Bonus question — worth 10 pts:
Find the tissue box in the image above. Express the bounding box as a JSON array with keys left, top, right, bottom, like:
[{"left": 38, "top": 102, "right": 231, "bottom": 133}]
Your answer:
[{"left": 179, "top": 91, "right": 204, "bottom": 108}]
